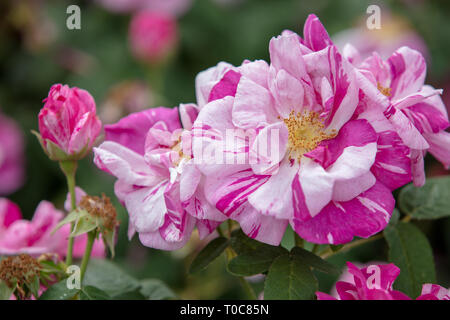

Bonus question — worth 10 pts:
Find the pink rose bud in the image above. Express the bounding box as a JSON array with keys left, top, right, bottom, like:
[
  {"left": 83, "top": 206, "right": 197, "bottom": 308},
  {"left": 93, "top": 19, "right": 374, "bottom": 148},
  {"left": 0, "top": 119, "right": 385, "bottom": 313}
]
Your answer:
[
  {"left": 129, "top": 10, "right": 178, "bottom": 64},
  {"left": 36, "top": 84, "right": 102, "bottom": 161}
]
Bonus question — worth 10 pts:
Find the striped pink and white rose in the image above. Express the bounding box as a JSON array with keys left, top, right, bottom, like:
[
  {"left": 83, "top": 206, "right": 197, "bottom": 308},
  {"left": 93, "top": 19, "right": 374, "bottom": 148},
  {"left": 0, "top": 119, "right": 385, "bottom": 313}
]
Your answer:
[
  {"left": 345, "top": 44, "right": 450, "bottom": 186},
  {"left": 93, "top": 106, "right": 220, "bottom": 250},
  {"left": 191, "top": 14, "right": 400, "bottom": 245}
]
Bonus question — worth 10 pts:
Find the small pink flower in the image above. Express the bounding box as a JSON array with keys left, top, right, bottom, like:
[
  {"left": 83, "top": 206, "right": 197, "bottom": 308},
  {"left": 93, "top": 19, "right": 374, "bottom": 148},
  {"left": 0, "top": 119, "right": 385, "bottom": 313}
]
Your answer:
[
  {"left": 96, "top": 0, "right": 192, "bottom": 16},
  {"left": 0, "top": 112, "right": 25, "bottom": 195},
  {"left": 94, "top": 106, "right": 219, "bottom": 250},
  {"left": 129, "top": 11, "right": 178, "bottom": 64},
  {"left": 316, "top": 262, "right": 449, "bottom": 300},
  {"left": 346, "top": 46, "right": 449, "bottom": 186},
  {"left": 0, "top": 198, "right": 105, "bottom": 258},
  {"left": 37, "top": 84, "right": 102, "bottom": 161}
]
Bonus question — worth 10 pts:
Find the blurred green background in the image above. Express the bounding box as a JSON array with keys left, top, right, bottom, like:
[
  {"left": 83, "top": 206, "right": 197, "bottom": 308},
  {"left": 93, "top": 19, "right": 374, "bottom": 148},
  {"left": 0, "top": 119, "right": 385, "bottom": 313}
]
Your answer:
[{"left": 0, "top": 0, "right": 449, "bottom": 299}]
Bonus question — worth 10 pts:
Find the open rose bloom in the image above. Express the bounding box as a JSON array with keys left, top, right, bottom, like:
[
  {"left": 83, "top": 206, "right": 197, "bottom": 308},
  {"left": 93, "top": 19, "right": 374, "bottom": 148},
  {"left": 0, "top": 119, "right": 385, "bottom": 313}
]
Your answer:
[
  {"left": 316, "top": 262, "right": 450, "bottom": 300},
  {"left": 94, "top": 106, "right": 220, "bottom": 250},
  {"left": 345, "top": 44, "right": 450, "bottom": 186},
  {"left": 191, "top": 15, "right": 409, "bottom": 245},
  {"left": 93, "top": 14, "right": 449, "bottom": 250}
]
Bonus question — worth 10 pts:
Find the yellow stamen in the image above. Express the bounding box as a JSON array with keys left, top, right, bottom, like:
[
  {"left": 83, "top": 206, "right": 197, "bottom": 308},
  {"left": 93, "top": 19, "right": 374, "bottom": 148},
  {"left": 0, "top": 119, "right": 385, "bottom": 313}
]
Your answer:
[
  {"left": 377, "top": 82, "right": 392, "bottom": 97},
  {"left": 282, "top": 110, "right": 336, "bottom": 162},
  {"left": 171, "top": 138, "right": 191, "bottom": 166}
]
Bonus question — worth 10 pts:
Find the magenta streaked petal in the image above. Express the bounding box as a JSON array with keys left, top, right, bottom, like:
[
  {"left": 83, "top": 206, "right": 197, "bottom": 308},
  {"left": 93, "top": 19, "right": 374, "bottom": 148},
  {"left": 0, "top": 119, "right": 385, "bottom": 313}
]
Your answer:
[
  {"left": 94, "top": 141, "right": 162, "bottom": 186},
  {"left": 423, "top": 131, "right": 450, "bottom": 169},
  {"left": 292, "top": 158, "right": 334, "bottom": 221},
  {"left": 388, "top": 47, "right": 426, "bottom": 100},
  {"left": 410, "top": 149, "right": 426, "bottom": 187},
  {"left": 315, "top": 292, "right": 338, "bottom": 300},
  {"left": 179, "top": 103, "right": 199, "bottom": 130},
  {"left": 233, "top": 75, "right": 278, "bottom": 128},
  {"left": 292, "top": 181, "right": 394, "bottom": 244},
  {"left": 0, "top": 198, "right": 22, "bottom": 231},
  {"left": 195, "top": 62, "right": 235, "bottom": 109},
  {"left": 104, "top": 107, "right": 181, "bottom": 155},
  {"left": 303, "top": 14, "right": 333, "bottom": 51},
  {"left": 208, "top": 69, "right": 241, "bottom": 103},
  {"left": 236, "top": 207, "right": 288, "bottom": 246},
  {"left": 384, "top": 105, "right": 429, "bottom": 150},
  {"left": 371, "top": 130, "right": 412, "bottom": 190},
  {"left": 248, "top": 160, "right": 298, "bottom": 220},
  {"left": 417, "top": 284, "right": 450, "bottom": 300}
]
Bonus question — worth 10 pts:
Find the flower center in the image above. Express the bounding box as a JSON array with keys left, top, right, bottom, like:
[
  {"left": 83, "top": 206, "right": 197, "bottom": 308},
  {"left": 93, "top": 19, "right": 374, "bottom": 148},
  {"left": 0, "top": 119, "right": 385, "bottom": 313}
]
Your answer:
[
  {"left": 171, "top": 138, "right": 191, "bottom": 167},
  {"left": 282, "top": 110, "right": 336, "bottom": 162},
  {"left": 377, "top": 82, "right": 392, "bottom": 97}
]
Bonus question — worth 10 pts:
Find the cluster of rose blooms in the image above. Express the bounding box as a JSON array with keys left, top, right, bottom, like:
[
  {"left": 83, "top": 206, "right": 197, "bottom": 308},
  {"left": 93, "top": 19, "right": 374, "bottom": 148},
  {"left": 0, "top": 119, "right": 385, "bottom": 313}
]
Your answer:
[{"left": 1, "top": 14, "right": 449, "bottom": 300}]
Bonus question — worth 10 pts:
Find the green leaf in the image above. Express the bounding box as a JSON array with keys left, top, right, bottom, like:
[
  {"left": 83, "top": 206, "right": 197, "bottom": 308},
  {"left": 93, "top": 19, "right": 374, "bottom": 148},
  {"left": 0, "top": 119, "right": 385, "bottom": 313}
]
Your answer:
[
  {"left": 39, "top": 280, "right": 80, "bottom": 300},
  {"left": 398, "top": 177, "right": 450, "bottom": 220},
  {"left": 230, "top": 228, "right": 279, "bottom": 255},
  {"left": 264, "top": 253, "right": 318, "bottom": 300},
  {"left": 51, "top": 210, "right": 80, "bottom": 235},
  {"left": 70, "top": 214, "right": 99, "bottom": 237},
  {"left": 80, "top": 286, "right": 111, "bottom": 300},
  {"left": 189, "top": 237, "right": 229, "bottom": 274},
  {"left": 227, "top": 246, "right": 288, "bottom": 276},
  {"left": 389, "top": 209, "right": 401, "bottom": 227},
  {"left": 83, "top": 259, "right": 140, "bottom": 298},
  {"left": 140, "top": 279, "right": 176, "bottom": 300},
  {"left": 26, "top": 276, "right": 41, "bottom": 298},
  {"left": 290, "top": 247, "right": 339, "bottom": 274},
  {"left": 102, "top": 228, "right": 116, "bottom": 258},
  {"left": 384, "top": 222, "right": 436, "bottom": 298},
  {"left": 0, "top": 280, "right": 15, "bottom": 300}
]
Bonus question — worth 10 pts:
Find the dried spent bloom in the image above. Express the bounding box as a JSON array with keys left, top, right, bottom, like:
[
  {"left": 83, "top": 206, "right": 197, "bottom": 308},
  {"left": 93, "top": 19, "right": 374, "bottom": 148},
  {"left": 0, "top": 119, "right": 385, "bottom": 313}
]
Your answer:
[
  {"left": 57, "top": 193, "right": 119, "bottom": 256},
  {"left": 79, "top": 194, "right": 119, "bottom": 231},
  {"left": 0, "top": 254, "right": 41, "bottom": 299}
]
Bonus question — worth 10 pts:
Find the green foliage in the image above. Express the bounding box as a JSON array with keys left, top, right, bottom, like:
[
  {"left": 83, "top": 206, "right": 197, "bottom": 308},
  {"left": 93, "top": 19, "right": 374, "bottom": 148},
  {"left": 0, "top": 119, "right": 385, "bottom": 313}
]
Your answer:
[
  {"left": 227, "top": 245, "right": 288, "bottom": 277},
  {"left": 264, "top": 253, "right": 317, "bottom": 300},
  {"left": 290, "top": 247, "right": 339, "bottom": 275},
  {"left": 80, "top": 286, "right": 111, "bottom": 300},
  {"left": 189, "top": 237, "right": 229, "bottom": 274},
  {"left": 83, "top": 259, "right": 141, "bottom": 298},
  {"left": 39, "top": 280, "right": 79, "bottom": 300},
  {"left": 140, "top": 279, "right": 177, "bottom": 300},
  {"left": 0, "top": 280, "right": 15, "bottom": 300},
  {"left": 398, "top": 177, "right": 450, "bottom": 220},
  {"left": 384, "top": 222, "right": 436, "bottom": 298}
]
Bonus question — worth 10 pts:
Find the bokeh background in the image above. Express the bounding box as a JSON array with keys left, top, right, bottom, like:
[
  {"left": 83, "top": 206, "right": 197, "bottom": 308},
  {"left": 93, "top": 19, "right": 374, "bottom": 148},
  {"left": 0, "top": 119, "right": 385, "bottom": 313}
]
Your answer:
[{"left": 0, "top": 0, "right": 449, "bottom": 299}]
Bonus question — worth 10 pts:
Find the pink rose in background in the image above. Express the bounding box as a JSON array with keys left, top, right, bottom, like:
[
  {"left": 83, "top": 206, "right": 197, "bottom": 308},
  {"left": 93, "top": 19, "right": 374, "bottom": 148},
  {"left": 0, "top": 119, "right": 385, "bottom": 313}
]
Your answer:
[
  {"left": 192, "top": 14, "right": 399, "bottom": 245},
  {"left": 347, "top": 46, "right": 450, "bottom": 186},
  {"left": 0, "top": 112, "right": 25, "bottom": 195},
  {"left": 94, "top": 106, "right": 219, "bottom": 250},
  {"left": 37, "top": 84, "right": 102, "bottom": 161},
  {"left": 96, "top": 0, "right": 192, "bottom": 17},
  {"left": 129, "top": 11, "right": 178, "bottom": 65},
  {"left": 0, "top": 198, "right": 105, "bottom": 258},
  {"left": 316, "top": 262, "right": 450, "bottom": 300},
  {"left": 333, "top": 12, "right": 428, "bottom": 63}
]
